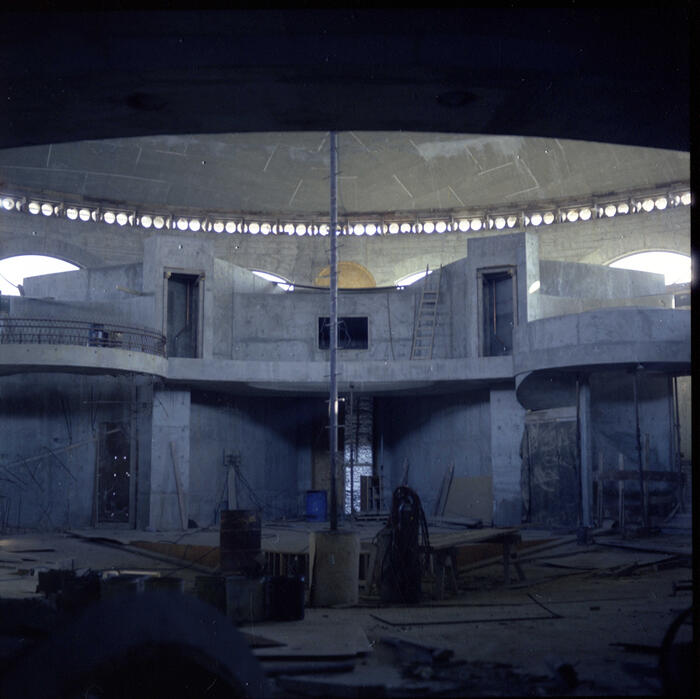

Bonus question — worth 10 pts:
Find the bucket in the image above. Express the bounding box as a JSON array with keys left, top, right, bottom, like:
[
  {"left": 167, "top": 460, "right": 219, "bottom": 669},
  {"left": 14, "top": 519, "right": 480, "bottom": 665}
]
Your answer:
[
  {"left": 220, "top": 509, "right": 262, "bottom": 575},
  {"left": 266, "top": 576, "right": 305, "bottom": 621},
  {"left": 305, "top": 490, "right": 327, "bottom": 522}
]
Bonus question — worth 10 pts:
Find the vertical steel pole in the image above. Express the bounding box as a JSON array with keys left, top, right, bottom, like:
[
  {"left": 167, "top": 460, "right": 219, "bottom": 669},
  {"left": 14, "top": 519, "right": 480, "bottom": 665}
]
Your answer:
[{"left": 329, "top": 131, "right": 339, "bottom": 531}]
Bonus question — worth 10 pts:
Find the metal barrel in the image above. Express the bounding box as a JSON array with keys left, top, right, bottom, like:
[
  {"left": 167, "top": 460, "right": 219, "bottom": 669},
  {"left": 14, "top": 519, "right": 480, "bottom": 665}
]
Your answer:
[{"left": 220, "top": 509, "right": 261, "bottom": 575}]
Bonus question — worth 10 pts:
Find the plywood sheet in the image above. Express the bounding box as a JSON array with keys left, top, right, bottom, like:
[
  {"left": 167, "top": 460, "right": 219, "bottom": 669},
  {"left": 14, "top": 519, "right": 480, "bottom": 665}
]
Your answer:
[
  {"left": 442, "top": 476, "right": 493, "bottom": 522},
  {"left": 241, "top": 617, "right": 371, "bottom": 658}
]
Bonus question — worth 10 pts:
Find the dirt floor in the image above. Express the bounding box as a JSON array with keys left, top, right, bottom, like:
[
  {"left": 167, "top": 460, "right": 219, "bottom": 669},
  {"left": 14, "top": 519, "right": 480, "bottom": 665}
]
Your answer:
[{"left": 0, "top": 524, "right": 693, "bottom": 697}]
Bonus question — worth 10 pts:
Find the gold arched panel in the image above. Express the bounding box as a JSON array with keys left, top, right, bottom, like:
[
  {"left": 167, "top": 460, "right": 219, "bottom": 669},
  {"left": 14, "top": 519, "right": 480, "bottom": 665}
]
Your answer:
[{"left": 314, "top": 261, "right": 376, "bottom": 288}]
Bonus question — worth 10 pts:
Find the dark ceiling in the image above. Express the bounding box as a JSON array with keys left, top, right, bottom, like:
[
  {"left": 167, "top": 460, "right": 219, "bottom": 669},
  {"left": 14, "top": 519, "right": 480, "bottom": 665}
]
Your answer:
[{"left": 0, "top": 8, "right": 691, "bottom": 152}]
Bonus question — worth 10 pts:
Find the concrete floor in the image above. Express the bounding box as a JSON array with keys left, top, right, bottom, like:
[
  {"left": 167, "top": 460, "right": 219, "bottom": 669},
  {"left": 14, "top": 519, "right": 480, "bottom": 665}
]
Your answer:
[{"left": 0, "top": 527, "right": 693, "bottom": 697}]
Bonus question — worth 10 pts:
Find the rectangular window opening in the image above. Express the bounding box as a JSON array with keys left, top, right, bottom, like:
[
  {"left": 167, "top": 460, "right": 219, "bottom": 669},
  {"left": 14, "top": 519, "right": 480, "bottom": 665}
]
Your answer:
[{"left": 318, "top": 317, "right": 368, "bottom": 350}]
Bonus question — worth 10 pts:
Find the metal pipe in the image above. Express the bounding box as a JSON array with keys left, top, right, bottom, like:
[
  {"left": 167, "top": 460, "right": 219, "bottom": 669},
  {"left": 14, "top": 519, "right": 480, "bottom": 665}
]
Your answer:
[{"left": 329, "top": 131, "right": 339, "bottom": 531}]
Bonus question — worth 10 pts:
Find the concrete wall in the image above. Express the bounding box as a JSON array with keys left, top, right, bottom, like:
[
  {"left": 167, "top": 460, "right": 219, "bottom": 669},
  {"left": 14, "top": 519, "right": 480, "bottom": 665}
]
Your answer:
[
  {"left": 375, "top": 390, "right": 491, "bottom": 516},
  {"left": 0, "top": 372, "right": 138, "bottom": 530},
  {"left": 590, "top": 370, "right": 674, "bottom": 475},
  {"left": 0, "top": 203, "right": 689, "bottom": 288},
  {"left": 188, "top": 392, "right": 319, "bottom": 524},
  {"left": 149, "top": 388, "right": 190, "bottom": 531},
  {"left": 490, "top": 386, "right": 527, "bottom": 525},
  {"left": 227, "top": 285, "right": 418, "bottom": 362}
]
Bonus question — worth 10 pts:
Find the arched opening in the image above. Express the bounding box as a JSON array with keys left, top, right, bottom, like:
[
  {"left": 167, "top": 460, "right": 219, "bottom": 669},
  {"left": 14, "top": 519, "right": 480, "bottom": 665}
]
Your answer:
[
  {"left": 395, "top": 269, "right": 432, "bottom": 289},
  {"left": 608, "top": 251, "right": 691, "bottom": 286},
  {"left": 0, "top": 255, "right": 80, "bottom": 295},
  {"left": 314, "top": 262, "right": 376, "bottom": 289},
  {"left": 251, "top": 270, "right": 294, "bottom": 291}
]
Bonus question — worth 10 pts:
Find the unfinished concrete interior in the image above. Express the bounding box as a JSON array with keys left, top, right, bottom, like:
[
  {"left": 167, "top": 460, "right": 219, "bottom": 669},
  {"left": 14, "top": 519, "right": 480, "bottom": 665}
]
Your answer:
[{"left": 0, "top": 8, "right": 693, "bottom": 698}]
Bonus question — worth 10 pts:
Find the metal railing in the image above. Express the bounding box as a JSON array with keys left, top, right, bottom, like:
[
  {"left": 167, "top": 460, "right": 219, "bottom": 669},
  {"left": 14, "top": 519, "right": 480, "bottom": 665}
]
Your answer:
[{"left": 0, "top": 318, "right": 166, "bottom": 357}]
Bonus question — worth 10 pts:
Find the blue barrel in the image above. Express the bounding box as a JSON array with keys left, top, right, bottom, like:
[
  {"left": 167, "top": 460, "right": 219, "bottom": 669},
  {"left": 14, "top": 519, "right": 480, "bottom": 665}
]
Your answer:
[{"left": 305, "top": 490, "right": 327, "bottom": 521}]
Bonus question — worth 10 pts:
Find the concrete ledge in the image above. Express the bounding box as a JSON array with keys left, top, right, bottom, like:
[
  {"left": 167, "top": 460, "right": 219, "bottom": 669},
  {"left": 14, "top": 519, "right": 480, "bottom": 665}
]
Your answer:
[
  {"left": 0, "top": 344, "right": 169, "bottom": 377},
  {"left": 513, "top": 307, "right": 690, "bottom": 377}
]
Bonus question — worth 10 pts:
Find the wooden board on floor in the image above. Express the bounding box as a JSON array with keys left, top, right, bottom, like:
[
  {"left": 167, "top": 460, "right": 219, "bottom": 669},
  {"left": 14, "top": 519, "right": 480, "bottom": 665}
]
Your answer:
[
  {"left": 241, "top": 618, "right": 372, "bottom": 659},
  {"left": 442, "top": 476, "right": 493, "bottom": 523}
]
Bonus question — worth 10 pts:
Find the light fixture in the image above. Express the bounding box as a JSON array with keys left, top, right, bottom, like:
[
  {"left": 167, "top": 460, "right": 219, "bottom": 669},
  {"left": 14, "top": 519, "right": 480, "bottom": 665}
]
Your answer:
[
  {"left": 400, "top": 222, "right": 411, "bottom": 233},
  {"left": 140, "top": 214, "right": 153, "bottom": 228},
  {"left": 680, "top": 192, "right": 691, "bottom": 205},
  {"left": 506, "top": 215, "right": 518, "bottom": 228},
  {"left": 642, "top": 198, "right": 655, "bottom": 212},
  {"left": 388, "top": 222, "right": 399, "bottom": 234},
  {"left": 261, "top": 222, "right": 272, "bottom": 235},
  {"left": 435, "top": 220, "right": 447, "bottom": 233},
  {"left": 366, "top": 223, "right": 377, "bottom": 236},
  {"left": 543, "top": 212, "right": 555, "bottom": 225},
  {"left": 494, "top": 216, "right": 506, "bottom": 230},
  {"left": 566, "top": 210, "right": 578, "bottom": 222},
  {"left": 41, "top": 202, "right": 54, "bottom": 216},
  {"left": 225, "top": 221, "right": 236, "bottom": 233},
  {"left": 284, "top": 223, "right": 294, "bottom": 235},
  {"left": 530, "top": 213, "right": 542, "bottom": 226},
  {"left": 248, "top": 221, "right": 260, "bottom": 234},
  {"left": 117, "top": 212, "right": 129, "bottom": 226},
  {"left": 457, "top": 218, "right": 470, "bottom": 232},
  {"left": 354, "top": 223, "right": 365, "bottom": 235},
  {"left": 579, "top": 207, "right": 592, "bottom": 220},
  {"left": 295, "top": 223, "right": 306, "bottom": 236},
  {"left": 470, "top": 218, "right": 482, "bottom": 231},
  {"left": 654, "top": 196, "right": 667, "bottom": 210},
  {"left": 604, "top": 204, "right": 617, "bottom": 217},
  {"left": 319, "top": 224, "right": 329, "bottom": 236},
  {"left": 1, "top": 197, "right": 15, "bottom": 210},
  {"left": 423, "top": 221, "right": 435, "bottom": 233},
  {"left": 66, "top": 207, "right": 78, "bottom": 220},
  {"left": 79, "top": 208, "right": 92, "bottom": 222},
  {"left": 103, "top": 211, "right": 116, "bottom": 224}
]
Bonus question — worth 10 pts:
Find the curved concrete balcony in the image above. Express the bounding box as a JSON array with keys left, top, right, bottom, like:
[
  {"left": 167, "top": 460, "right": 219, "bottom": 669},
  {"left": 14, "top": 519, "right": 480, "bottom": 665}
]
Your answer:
[
  {"left": 0, "top": 308, "right": 690, "bottom": 394},
  {"left": 513, "top": 307, "right": 691, "bottom": 377},
  {"left": 0, "top": 318, "right": 168, "bottom": 377}
]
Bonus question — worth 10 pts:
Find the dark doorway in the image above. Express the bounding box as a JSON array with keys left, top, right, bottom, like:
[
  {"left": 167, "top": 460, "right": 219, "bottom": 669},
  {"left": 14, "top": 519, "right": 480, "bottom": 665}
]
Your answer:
[
  {"left": 167, "top": 273, "right": 200, "bottom": 358},
  {"left": 96, "top": 422, "right": 132, "bottom": 524},
  {"left": 522, "top": 413, "right": 579, "bottom": 528},
  {"left": 481, "top": 270, "right": 515, "bottom": 356}
]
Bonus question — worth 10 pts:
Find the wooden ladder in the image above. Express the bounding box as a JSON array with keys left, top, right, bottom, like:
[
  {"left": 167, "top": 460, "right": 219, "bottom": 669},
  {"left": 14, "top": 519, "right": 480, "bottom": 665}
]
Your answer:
[{"left": 410, "top": 265, "right": 442, "bottom": 360}]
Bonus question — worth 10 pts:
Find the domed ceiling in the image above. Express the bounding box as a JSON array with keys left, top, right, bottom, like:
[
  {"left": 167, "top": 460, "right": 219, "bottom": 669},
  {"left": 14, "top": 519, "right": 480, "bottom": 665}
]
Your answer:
[{"left": 0, "top": 133, "right": 689, "bottom": 218}]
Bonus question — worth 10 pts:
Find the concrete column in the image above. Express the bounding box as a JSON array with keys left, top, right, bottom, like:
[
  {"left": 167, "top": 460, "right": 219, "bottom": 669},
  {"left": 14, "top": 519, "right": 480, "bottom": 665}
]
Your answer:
[
  {"left": 149, "top": 388, "right": 191, "bottom": 531},
  {"left": 490, "top": 387, "right": 526, "bottom": 526},
  {"left": 578, "top": 379, "right": 593, "bottom": 527}
]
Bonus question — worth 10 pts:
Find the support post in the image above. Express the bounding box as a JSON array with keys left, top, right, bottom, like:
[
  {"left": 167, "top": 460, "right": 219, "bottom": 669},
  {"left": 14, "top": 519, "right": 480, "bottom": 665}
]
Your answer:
[
  {"left": 578, "top": 377, "right": 592, "bottom": 528},
  {"left": 632, "top": 368, "right": 648, "bottom": 528},
  {"left": 329, "top": 130, "right": 339, "bottom": 531}
]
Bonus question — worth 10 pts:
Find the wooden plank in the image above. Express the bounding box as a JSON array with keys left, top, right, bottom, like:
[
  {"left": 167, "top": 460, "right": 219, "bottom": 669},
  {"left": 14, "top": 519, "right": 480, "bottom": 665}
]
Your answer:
[
  {"left": 442, "top": 475, "right": 492, "bottom": 523},
  {"left": 169, "top": 442, "right": 188, "bottom": 530}
]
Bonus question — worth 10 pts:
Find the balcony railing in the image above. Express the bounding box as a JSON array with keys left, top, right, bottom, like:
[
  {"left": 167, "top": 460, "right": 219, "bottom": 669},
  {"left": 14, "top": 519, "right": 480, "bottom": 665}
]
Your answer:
[{"left": 0, "top": 318, "right": 166, "bottom": 357}]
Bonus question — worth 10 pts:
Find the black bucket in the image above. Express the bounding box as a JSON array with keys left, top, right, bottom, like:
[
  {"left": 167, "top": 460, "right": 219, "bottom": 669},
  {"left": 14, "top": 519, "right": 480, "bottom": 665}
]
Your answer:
[
  {"left": 265, "top": 575, "right": 305, "bottom": 621},
  {"left": 220, "top": 509, "right": 262, "bottom": 576}
]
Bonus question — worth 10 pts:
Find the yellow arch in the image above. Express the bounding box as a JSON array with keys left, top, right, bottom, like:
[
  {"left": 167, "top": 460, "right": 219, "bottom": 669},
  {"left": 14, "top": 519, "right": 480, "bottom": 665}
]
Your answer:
[{"left": 314, "top": 261, "right": 376, "bottom": 288}]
